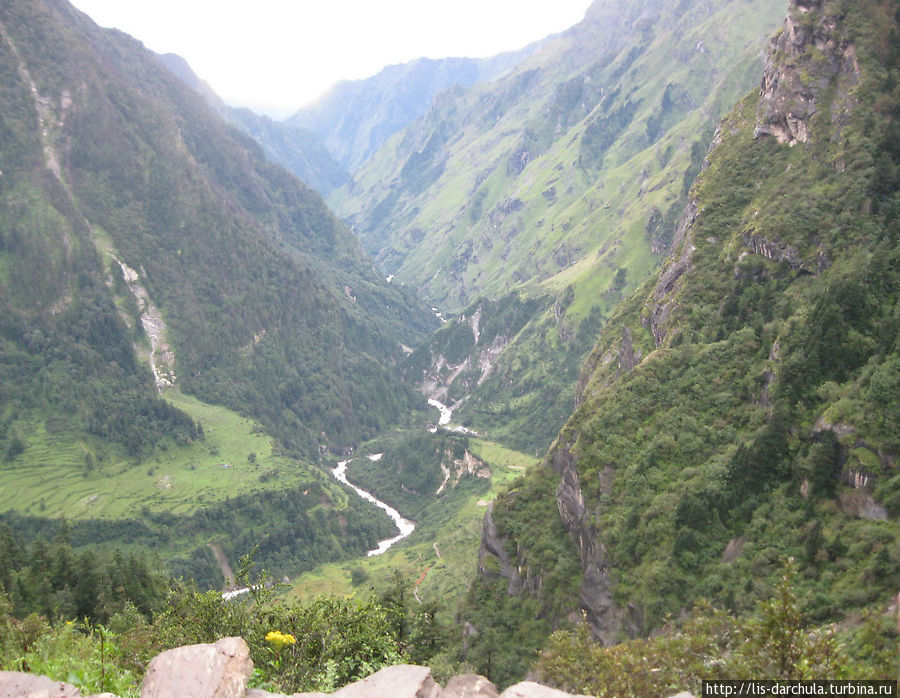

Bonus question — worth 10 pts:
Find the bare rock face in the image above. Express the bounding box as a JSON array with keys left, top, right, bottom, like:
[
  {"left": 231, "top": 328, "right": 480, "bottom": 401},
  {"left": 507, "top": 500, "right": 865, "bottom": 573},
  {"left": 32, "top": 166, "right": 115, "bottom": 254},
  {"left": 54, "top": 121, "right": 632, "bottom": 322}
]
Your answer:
[
  {"left": 550, "top": 439, "right": 638, "bottom": 645},
  {"left": 754, "top": 0, "right": 860, "bottom": 145},
  {"left": 647, "top": 199, "right": 699, "bottom": 347},
  {"left": 332, "top": 665, "right": 441, "bottom": 698},
  {"left": 140, "top": 636, "right": 253, "bottom": 698},
  {"left": 477, "top": 501, "right": 524, "bottom": 594}
]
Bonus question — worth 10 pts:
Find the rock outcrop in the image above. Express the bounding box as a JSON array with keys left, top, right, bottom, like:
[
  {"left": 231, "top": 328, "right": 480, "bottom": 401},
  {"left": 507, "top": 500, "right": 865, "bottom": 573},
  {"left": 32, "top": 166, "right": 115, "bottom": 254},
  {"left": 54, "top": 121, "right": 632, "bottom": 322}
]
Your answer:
[
  {"left": 0, "top": 670, "right": 92, "bottom": 698},
  {"left": 754, "top": 0, "right": 859, "bottom": 145},
  {"left": 141, "top": 636, "right": 254, "bottom": 698},
  {"left": 0, "top": 655, "right": 592, "bottom": 698},
  {"left": 647, "top": 199, "right": 699, "bottom": 347},
  {"left": 477, "top": 501, "right": 524, "bottom": 594},
  {"left": 550, "top": 439, "right": 639, "bottom": 645},
  {"left": 441, "top": 674, "right": 499, "bottom": 698}
]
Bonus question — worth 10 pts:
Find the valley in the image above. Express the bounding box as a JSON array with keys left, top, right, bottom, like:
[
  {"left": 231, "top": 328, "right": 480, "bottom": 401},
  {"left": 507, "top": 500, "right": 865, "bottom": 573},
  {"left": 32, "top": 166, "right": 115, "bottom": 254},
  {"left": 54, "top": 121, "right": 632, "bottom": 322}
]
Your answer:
[{"left": 0, "top": 0, "right": 897, "bottom": 694}]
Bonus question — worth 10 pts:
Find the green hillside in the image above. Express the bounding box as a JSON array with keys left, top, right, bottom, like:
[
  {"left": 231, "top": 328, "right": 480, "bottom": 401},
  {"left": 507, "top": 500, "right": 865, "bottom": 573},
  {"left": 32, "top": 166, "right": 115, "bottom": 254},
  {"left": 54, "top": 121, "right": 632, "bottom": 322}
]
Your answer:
[
  {"left": 335, "top": 0, "right": 785, "bottom": 311},
  {"left": 0, "top": 0, "right": 436, "bottom": 583},
  {"left": 462, "top": 0, "right": 899, "bottom": 684},
  {"left": 346, "top": 0, "right": 785, "bottom": 455}
]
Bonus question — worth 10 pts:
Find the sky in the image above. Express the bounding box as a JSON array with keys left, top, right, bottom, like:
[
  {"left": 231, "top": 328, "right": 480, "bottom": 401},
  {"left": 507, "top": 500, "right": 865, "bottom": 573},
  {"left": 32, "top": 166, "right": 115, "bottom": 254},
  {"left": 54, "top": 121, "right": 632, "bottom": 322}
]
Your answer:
[{"left": 68, "top": 0, "right": 593, "bottom": 118}]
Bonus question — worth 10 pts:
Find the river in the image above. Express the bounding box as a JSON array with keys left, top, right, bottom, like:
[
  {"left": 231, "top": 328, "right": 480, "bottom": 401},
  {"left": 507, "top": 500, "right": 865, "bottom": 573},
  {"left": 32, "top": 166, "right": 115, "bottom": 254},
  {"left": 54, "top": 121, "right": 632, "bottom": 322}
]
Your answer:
[
  {"left": 331, "top": 459, "right": 415, "bottom": 556},
  {"left": 223, "top": 399, "right": 453, "bottom": 598},
  {"left": 328, "top": 398, "right": 457, "bottom": 555},
  {"left": 428, "top": 398, "right": 452, "bottom": 426}
]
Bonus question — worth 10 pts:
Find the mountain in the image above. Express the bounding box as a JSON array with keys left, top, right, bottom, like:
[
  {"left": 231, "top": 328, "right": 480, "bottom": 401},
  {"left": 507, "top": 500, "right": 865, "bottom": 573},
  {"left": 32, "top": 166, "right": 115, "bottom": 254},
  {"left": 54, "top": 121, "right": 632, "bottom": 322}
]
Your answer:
[
  {"left": 334, "top": 0, "right": 785, "bottom": 310},
  {"left": 333, "top": 0, "right": 786, "bottom": 455},
  {"left": 461, "top": 0, "right": 900, "bottom": 683},
  {"left": 0, "top": 0, "right": 436, "bottom": 581},
  {"left": 285, "top": 47, "right": 547, "bottom": 173},
  {"left": 155, "top": 52, "right": 351, "bottom": 196}
]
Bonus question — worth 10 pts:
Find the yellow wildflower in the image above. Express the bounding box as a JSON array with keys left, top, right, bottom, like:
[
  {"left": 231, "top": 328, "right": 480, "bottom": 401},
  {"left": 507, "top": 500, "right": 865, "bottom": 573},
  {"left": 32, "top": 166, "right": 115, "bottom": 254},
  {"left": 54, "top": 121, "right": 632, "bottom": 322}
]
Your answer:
[{"left": 265, "top": 630, "right": 296, "bottom": 651}]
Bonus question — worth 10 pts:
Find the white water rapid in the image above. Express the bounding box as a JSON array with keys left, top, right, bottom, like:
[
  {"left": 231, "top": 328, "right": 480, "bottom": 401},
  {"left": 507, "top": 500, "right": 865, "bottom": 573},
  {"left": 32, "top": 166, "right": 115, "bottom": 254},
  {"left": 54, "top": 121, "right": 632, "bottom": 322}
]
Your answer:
[
  {"left": 331, "top": 460, "right": 415, "bottom": 556},
  {"left": 427, "top": 398, "right": 452, "bottom": 430}
]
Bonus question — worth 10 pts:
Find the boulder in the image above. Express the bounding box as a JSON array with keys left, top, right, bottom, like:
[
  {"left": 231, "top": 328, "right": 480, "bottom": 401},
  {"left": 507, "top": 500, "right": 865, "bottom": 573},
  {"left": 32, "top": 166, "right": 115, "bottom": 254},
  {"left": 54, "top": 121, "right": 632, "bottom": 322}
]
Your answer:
[
  {"left": 141, "top": 636, "right": 253, "bottom": 698},
  {"left": 245, "top": 688, "right": 328, "bottom": 698},
  {"left": 442, "top": 674, "right": 499, "bottom": 698},
  {"left": 499, "top": 682, "right": 592, "bottom": 698},
  {"left": 332, "top": 665, "right": 441, "bottom": 698},
  {"left": 0, "top": 670, "right": 84, "bottom": 697}
]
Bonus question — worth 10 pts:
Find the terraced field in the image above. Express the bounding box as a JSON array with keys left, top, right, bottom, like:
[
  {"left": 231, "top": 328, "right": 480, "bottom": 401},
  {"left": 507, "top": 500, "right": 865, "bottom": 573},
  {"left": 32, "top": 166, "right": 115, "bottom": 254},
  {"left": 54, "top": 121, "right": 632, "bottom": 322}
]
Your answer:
[{"left": 0, "top": 389, "right": 313, "bottom": 519}]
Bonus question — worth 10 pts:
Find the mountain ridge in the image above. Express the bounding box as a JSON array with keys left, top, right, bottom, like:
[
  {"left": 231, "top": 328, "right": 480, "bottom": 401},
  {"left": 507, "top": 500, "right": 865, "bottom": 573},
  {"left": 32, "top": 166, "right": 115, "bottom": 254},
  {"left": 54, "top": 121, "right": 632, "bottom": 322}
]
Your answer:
[
  {"left": 461, "top": 0, "right": 899, "bottom": 683},
  {"left": 0, "top": 0, "right": 436, "bottom": 580},
  {"left": 286, "top": 43, "right": 549, "bottom": 173},
  {"left": 336, "top": 0, "right": 786, "bottom": 456}
]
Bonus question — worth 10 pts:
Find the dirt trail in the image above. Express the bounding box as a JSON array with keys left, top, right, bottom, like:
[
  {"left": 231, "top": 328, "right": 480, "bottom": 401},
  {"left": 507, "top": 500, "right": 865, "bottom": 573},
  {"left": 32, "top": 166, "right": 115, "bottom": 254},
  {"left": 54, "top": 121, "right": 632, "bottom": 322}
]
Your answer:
[{"left": 208, "top": 542, "right": 235, "bottom": 588}]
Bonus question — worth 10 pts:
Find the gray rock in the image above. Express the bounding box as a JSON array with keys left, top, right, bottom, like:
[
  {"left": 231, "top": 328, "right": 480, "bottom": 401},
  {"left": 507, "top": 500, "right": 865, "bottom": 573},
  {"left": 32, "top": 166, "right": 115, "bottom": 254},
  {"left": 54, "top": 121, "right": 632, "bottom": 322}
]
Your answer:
[
  {"left": 332, "top": 665, "right": 441, "bottom": 698},
  {"left": 0, "top": 670, "right": 83, "bottom": 698},
  {"left": 499, "top": 682, "right": 593, "bottom": 698},
  {"left": 443, "top": 673, "right": 499, "bottom": 698},
  {"left": 245, "top": 690, "right": 327, "bottom": 698},
  {"left": 141, "top": 636, "right": 253, "bottom": 698}
]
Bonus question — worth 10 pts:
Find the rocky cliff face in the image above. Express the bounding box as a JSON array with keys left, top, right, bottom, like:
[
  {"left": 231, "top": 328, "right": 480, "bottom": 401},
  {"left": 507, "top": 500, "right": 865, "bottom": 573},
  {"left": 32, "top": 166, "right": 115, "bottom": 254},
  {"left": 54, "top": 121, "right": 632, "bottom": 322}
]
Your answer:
[
  {"left": 754, "top": 0, "right": 860, "bottom": 144},
  {"left": 549, "top": 438, "right": 639, "bottom": 644}
]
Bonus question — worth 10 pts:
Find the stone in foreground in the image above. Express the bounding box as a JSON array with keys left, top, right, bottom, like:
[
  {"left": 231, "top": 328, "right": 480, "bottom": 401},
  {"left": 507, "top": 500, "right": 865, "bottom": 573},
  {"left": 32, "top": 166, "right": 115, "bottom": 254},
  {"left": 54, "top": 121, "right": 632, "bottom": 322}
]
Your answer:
[
  {"left": 442, "top": 674, "right": 499, "bottom": 698},
  {"left": 141, "top": 636, "right": 253, "bottom": 698},
  {"left": 332, "top": 665, "right": 441, "bottom": 698}
]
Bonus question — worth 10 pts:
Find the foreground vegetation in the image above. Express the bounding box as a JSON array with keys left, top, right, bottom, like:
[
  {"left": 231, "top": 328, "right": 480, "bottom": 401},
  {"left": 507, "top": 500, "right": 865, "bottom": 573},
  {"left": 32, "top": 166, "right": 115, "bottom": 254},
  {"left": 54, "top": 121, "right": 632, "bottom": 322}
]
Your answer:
[
  {"left": 1, "top": 554, "right": 894, "bottom": 697},
  {"left": 535, "top": 561, "right": 897, "bottom": 696}
]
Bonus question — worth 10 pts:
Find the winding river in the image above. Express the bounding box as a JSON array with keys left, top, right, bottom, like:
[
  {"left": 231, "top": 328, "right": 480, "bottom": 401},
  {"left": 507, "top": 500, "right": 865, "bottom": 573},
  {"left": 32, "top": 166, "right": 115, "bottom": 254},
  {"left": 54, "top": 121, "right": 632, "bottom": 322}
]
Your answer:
[
  {"left": 331, "top": 459, "right": 415, "bottom": 556},
  {"left": 329, "top": 398, "right": 454, "bottom": 555},
  {"left": 223, "top": 400, "right": 453, "bottom": 597}
]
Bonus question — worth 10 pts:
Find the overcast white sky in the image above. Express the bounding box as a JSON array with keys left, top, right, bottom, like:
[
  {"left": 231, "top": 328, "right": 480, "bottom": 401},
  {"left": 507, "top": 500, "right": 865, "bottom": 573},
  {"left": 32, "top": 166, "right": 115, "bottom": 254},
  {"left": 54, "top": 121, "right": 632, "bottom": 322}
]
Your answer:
[{"left": 68, "top": 0, "right": 593, "bottom": 117}]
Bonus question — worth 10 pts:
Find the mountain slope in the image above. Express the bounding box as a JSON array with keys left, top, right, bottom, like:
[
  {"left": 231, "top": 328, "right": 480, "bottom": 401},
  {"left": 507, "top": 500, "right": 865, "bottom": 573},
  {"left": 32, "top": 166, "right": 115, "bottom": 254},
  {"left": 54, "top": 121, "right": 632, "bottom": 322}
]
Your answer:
[
  {"left": 286, "top": 47, "right": 545, "bottom": 173},
  {"left": 334, "top": 0, "right": 785, "bottom": 311},
  {"left": 0, "top": 0, "right": 436, "bottom": 581},
  {"left": 337, "top": 0, "right": 785, "bottom": 455},
  {"left": 462, "top": 0, "right": 899, "bottom": 683},
  {"left": 1, "top": 0, "right": 437, "bottom": 457}
]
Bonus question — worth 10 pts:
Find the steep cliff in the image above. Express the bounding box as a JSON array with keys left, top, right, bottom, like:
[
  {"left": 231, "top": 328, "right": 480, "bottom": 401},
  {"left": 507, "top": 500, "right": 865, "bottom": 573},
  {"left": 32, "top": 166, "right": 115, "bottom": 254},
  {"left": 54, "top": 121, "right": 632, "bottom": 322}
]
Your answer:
[{"left": 465, "top": 0, "right": 899, "bottom": 680}]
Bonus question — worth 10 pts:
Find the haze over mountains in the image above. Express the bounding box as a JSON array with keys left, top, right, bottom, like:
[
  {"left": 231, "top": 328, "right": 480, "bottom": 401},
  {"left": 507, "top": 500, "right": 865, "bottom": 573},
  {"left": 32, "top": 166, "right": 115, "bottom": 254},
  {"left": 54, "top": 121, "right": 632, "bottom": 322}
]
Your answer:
[
  {"left": 0, "top": 0, "right": 897, "bottom": 692},
  {"left": 285, "top": 44, "right": 548, "bottom": 173}
]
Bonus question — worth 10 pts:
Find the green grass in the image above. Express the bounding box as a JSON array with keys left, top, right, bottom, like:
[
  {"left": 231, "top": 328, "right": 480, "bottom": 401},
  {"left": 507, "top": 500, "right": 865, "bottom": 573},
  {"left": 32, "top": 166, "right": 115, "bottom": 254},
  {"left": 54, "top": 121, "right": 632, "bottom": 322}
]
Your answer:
[{"left": 0, "top": 389, "right": 309, "bottom": 519}]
